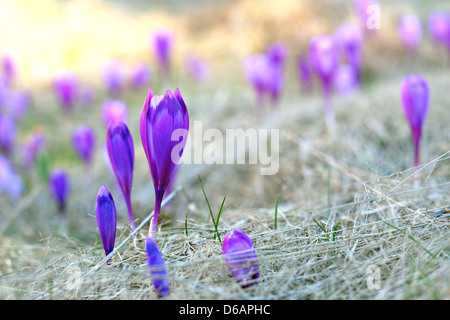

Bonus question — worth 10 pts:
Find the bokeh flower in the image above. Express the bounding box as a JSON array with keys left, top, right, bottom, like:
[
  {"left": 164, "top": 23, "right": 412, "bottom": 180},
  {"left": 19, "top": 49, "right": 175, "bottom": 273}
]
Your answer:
[
  {"left": 298, "top": 56, "right": 313, "bottom": 92},
  {"left": 151, "top": 29, "right": 174, "bottom": 79},
  {"left": 102, "top": 99, "right": 128, "bottom": 127},
  {"left": 53, "top": 70, "right": 78, "bottom": 113},
  {"left": 48, "top": 169, "right": 70, "bottom": 214},
  {"left": 427, "top": 11, "right": 450, "bottom": 50},
  {"left": 183, "top": 54, "right": 210, "bottom": 82},
  {"left": 0, "top": 155, "right": 23, "bottom": 199},
  {"left": 130, "top": 63, "right": 152, "bottom": 90},
  {"left": 333, "top": 64, "right": 359, "bottom": 96},
  {"left": 101, "top": 60, "right": 126, "bottom": 96},
  {"left": 95, "top": 185, "right": 117, "bottom": 263},
  {"left": 145, "top": 236, "right": 170, "bottom": 298},
  {"left": 335, "top": 24, "right": 363, "bottom": 83},
  {"left": 22, "top": 128, "right": 46, "bottom": 173},
  {"left": 72, "top": 125, "right": 96, "bottom": 166},
  {"left": 398, "top": 15, "right": 423, "bottom": 53},
  {"left": 0, "top": 114, "right": 16, "bottom": 155}
]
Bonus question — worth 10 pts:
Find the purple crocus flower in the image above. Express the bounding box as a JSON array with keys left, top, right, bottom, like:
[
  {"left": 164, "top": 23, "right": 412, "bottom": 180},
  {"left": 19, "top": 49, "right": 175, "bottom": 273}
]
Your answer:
[
  {"left": 2, "top": 54, "right": 17, "bottom": 86},
  {"left": 151, "top": 29, "right": 174, "bottom": 79},
  {"left": 72, "top": 125, "right": 96, "bottom": 166},
  {"left": 101, "top": 60, "right": 126, "bottom": 96},
  {"left": 102, "top": 99, "right": 128, "bottom": 127},
  {"left": 0, "top": 115, "right": 16, "bottom": 155},
  {"left": 49, "top": 169, "right": 70, "bottom": 214},
  {"left": 106, "top": 121, "right": 136, "bottom": 230},
  {"left": 183, "top": 54, "right": 210, "bottom": 82},
  {"left": 398, "top": 15, "right": 422, "bottom": 53},
  {"left": 401, "top": 74, "right": 429, "bottom": 168},
  {"left": 243, "top": 54, "right": 274, "bottom": 113},
  {"left": 95, "top": 185, "right": 117, "bottom": 263},
  {"left": 22, "top": 128, "right": 46, "bottom": 173},
  {"left": 309, "top": 35, "right": 340, "bottom": 128},
  {"left": 427, "top": 12, "right": 450, "bottom": 50},
  {"left": 53, "top": 70, "right": 78, "bottom": 113},
  {"left": 0, "top": 155, "right": 23, "bottom": 199},
  {"left": 266, "top": 42, "right": 287, "bottom": 106},
  {"left": 298, "top": 56, "right": 313, "bottom": 92},
  {"left": 6, "top": 90, "right": 31, "bottom": 121},
  {"left": 140, "top": 87, "right": 189, "bottom": 238},
  {"left": 335, "top": 24, "right": 363, "bottom": 83},
  {"left": 222, "top": 229, "right": 259, "bottom": 288},
  {"left": 145, "top": 236, "right": 170, "bottom": 298},
  {"left": 130, "top": 63, "right": 152, "bottom": 90}
]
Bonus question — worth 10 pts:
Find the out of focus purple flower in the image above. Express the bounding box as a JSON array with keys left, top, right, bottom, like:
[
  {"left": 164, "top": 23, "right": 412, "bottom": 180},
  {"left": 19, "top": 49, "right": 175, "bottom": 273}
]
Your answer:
[
  {"left": 267, "top": 42, "right": 287, "bottom": 66},
  {"left": 140, "top": 87, "right": 189, "bottom": 238},
  {"left": 7, "top": 90, "right": 31, "bottom": 121},
  {"left": 309, "top": 35, "right": 340, "bottom": 128},
  {"left": 101, "top": 60, "right": 126, "bottom": 96},
  {"left": 335, "top": 24, "right": 363, "bottom": 83},
  {"left": 401, "top": 74, "right": 429, "bottom": 168},
  {"left": 222, "top": 229, "right": 259, "bottom": 288},
  {"left": 53, "top": 71, "right": 78, "bottom": 113},
  {"left": 1, "top": 54, "right": 18, "bottom": 86},
  {"left": 398, "top": 15, "right": 423, "bottom": 53},
  {"left": 106, "top": 121, "right": 136, "bottom": 230},
  {"left": 0, "top": 75, "right": 8, "bottom": 110},
  {"left": 427, "top": 12, "right": 450, "bottom": 49},
  {"left": 78, "top": 86, "right": 95, "bottom": 108},
  {"left": 266, "top": 43, "right": 287, "bottom": 106},
  {"left": 244, "top": 54, "right": 274, "bottom": 112},
  {"left": 102, "top": 99, "right": 128, "bottom": 127},
  {"left": 49, "top": 169, "right": 70, "bottom": 214},
  {"left": 145, "top": 236, "right": 170, "bottom": 298},
  {"left": 0, "top": 155, "right": 23, "bottom": 199},
  {"left": 298, "top": 56, "right": 313, "bottom": 92},
  {"left": 333, "top": 64, "right": 359, "bottom": 96},
  {"left": 72, "top": 126, "right": 95, "bottom": 166},
  {"left": 22, "top": 128, "right": 46, "bottom": 173},
  {"left": 130, "top": 63, "right": 152, "bottom": 89},
  {"left": 95, "top": 185, "right": 117, "bottom": 263},
  {"left": 0, "top": 115, "right": 16, "bottom": 155},
  {"left": 183, "top": 54, "right": 210, "bottom": 82},
  {"left": 151, "top": 29, "right": 174, "bottom": 78},
  {"left": 353, "top": 0, "right": 380, "bottom": 35}
]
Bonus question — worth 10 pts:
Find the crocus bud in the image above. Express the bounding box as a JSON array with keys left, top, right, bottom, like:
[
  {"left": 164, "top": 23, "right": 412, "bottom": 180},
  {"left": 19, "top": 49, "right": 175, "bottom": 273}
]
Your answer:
[
  {"left": 151, "top": 29, "right": 174, "bottom": 79},
  {"left": 0, "top": 155, "right": 23, "bottom": 199},
  {"left": 145, "top": 236, "right": 170, "bottom": 298},
  {"left": 48, "top": 169, "right": 70, "bottom": 214},
  {"left": 140, "top": 87, "right": 189, "bottom": 238},
  {"left": 95, "top": 185, "right": 117, "bottom": 262},
  {"left": 101, "top": 60, "right": 126, "bottom": 96},
  {"left": 398, "top": 15, "right": 422, "bottom": 53},
  {"left": 72, "top": 125, "right": 96, "bottom": 166},
  {"left": 222, "top": 229, "right": 259, "bottom": 288},
  {"left": 0, "top": 114, "right": 16, "bottom": 155},
  {"left": 401, "top": 74, "right": 429, "bottom": 168},
  {"left": 102, "top": 99, "right": 128, "bottom": 127},
  {"left": 130, "top": 63, "right": 152, "bottom": 89},
  {"left": 106, "top": 121, "right": 136, "bottom": 230},
  {"left": 53, "top": 71, "right": 78, "bottom": 113},
  {"left": 427, "top": 12, "right": 450, "bottom": 49}
]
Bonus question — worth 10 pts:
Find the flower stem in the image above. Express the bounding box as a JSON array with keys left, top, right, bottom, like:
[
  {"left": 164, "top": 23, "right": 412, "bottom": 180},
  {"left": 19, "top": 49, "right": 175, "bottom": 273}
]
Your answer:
[
  {"left": 149, "top": 190, "right": 164, "bottom": 239},
  {"left": 414, "top": 138, "right": 420, "bottom": 169},
  {"left": 323, "top": 86, "right": 335, "bottom": 130},
  {"left": 125, "top": 195, "right": 136, "bottom": 231}
]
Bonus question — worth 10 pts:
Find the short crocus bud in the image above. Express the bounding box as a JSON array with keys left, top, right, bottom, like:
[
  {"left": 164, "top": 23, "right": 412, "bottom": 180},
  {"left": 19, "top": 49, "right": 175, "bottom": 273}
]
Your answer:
[
  {"left": 101, "top": 60, "right": 126, "bottom": 96},
  {"left": 401, "top": 75, "right": 429, "bottom": 168},
  {"left": 0, "top": 155, "right": 23, "bottom": 199},
  {"left": 427, "top": 12, "right": 450, "bottom": 49},
  {"left": 151, "top": 29, "right": 174, "bottom": 79},
  {"left": 102, "top": 99, "right": 128, "bottom": 127},
  {"left": 72, "top": 125, "right": 96, "bottom": 166},
  {"left": 398, "top": 15, "right": 422, "bottom": 53},
  {"left": 140, "top": 87, "right": 189, "bottom": 238},
  {"left": 222, "top": 229, "right": 259, "bottom": 288},
  {"left": 53, "top": 71, "right": 78, "bottom": 113},
  {"left": 0, "top": 114, "right": 16, "bottom": 155},
  {"left": 106, "top": 121, "right": 136, "bottom": 230},
  {"left": 95, "top": 185, "right": 117, "bottom": 263},
  {"left": 145, "top": 236, "right": 170, "bottom": 298},
  {"left": 48, "top": 169, "right": 70, "bottom": 214},
  {"left": 130, "top": 63, "right": 152, "bottom": 89}
]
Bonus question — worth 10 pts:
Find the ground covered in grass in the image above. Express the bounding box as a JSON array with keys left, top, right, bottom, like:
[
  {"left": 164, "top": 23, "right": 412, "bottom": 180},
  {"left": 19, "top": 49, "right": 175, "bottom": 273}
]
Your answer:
[{"left": 0, "top": 0, "right": 449, "bottom": 300}]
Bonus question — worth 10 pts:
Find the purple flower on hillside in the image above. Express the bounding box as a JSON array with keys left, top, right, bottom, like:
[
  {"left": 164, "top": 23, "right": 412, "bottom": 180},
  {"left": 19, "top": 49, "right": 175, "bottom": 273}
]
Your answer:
[
  {"left": 401, "top": 74, "right": 430, "bottom": 168},
  {"left": 95, "top": 185, "right": 117, "bottom": 263},
  {"left": 101, "top": 60, "right": 126, "bottom": 96},
  {"left": 222, "top": 229, "right": 259, "bottom": 288},
  {"left": 427, "top": 12, "right": 450, "bottom": 50},
  {"left": 130, "top": 63, "right": 152, "bottom": 89},
  {"left": 72, "top": 126, "right": 96, "bottom": 166},
  {"left": 22, "top": 128, "right": 46, "bottom": 173},
  {"left": 54, "top": 71, "right": 78, "bottom": 113},
  {"left": 398, "top": 15, "right": 422, "bottom": 53},
  {"left": 106, "top": 121, "right": 136, "bottom": 230},
  {"left": 151, "top": 29, "right": 174, "bottom": 78},
  {"left": 145, "top": 236, "right": 170, "bottom": 298},
  {"left": 49, "top": 169, "right": 70, "bottom": 214},
  {"left": 102, "top": 99, "right": 128, "bottom": 127},
  {"left": 0, "top": 155, "right": 23, "bottom": 199},
  {"left": 140, "top": 87, "right": 189, "bottom": 238},
  {"left": 0, "top": 115, "right": 16, "bottom": 155}
]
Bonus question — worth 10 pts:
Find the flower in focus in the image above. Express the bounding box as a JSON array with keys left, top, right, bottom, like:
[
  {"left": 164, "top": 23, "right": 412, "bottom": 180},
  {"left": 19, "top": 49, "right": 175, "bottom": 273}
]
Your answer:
[
  {"left": 130, "top": 63, "right": 152, "bottom": 90},
  {"left": 101, "top": 60, "right": 126, "bottom": 96},
  {"left": 53, "top": 70, "right": 78, "bottom": 113},
  {"left": 102, "top": 99, "right": 128, "bottom": 127},
  {"left": 95, "top": 185, "right": 117, "bottom": 263},
  {"left": 151, "top": 29, "right": 174, "bottom": 78},
  {"left": 401, "top": 74, "right": 430, "bottom": 168},
  {"left": 140, "top": 87, "right": 189, "bottom": 238},
  {"left": 72, "top": 125, "right": 96, "bottom": 166},
  {"left": 222, "top": 229, "right": 259, "bottom": 288},
  {"left": 106, "top": 121, "right": 136, "bottom": 230},
  {"left": 0, "top": 114, "right": 16, "bottom": 155},
  {"left": 398, "top": 15, "right": 423, "bottom": 53},
  {"left": 48, "top": 169, "right": 70, "bottom": 214},
  {"left": 0, "top": 155, "right": 23, "bottom": 199},
  {"left": 145, "top": 236, "right": 170, "bottom": 298}
]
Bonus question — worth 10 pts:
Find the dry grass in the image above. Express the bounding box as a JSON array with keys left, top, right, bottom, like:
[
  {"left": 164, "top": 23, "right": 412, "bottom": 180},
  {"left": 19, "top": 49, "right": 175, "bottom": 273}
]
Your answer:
[{"left": 0, "top": 0, "right": 449, "bottom": 300}]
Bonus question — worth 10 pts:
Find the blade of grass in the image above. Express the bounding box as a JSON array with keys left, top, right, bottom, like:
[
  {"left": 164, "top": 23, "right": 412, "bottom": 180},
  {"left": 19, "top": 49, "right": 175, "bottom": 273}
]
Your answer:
[
  {"left": 184, "top": 209, "right": 190, "bottom": 237},
  {"left": 312, "top": 218, "right": 330, "bottom": 241},
  {"left": 198, "top": 175, "right": 222, "bottom": 244},
  {"left": 274, "top": 194, "right": 280, "bottom": 230}
]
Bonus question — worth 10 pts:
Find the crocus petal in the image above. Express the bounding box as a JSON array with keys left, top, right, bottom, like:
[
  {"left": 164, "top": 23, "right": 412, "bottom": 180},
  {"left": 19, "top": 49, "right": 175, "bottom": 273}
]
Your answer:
[
  {"left": 222, "top": 229, "right": 259, "bottom": 288},
  {"left": 145, "top": 237, "right": 170, "bottom": 298},
  {"left": 95, "top": 185, "right": 117, "bottom": 259}
]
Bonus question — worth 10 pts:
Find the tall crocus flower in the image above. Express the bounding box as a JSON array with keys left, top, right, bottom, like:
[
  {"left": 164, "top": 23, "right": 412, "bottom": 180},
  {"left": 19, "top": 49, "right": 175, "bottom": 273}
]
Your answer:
[
  {"left": 53, "top": 71, "right": 78, "bottom": 113},
  {"left": 427, "top": 12, "right": 450, "bottom": 50},
  {"left": 145, "top": 236, "right": 170, "bottom": 298},
  {"left": 151, "top": 29, "right": 174, "bottom": 79},
  {"left": 0, "top": 155, "right": 23, "bottom": 199},
  {"left": 130, "top": 63, "right": 152, "bottom": 90},
  {"left": 102, "top": 99, "right": 128, "bottom": 127},
  {"left": 140, "top": 87, "right": 189, "bottom": 238},
  {"left": 401, "top": 74, "right": 429, "bottom": 168},
  {"left": 72, "top": 126, "right": 95, "bottom": 166},
  {"left": 106, "top": 121, "right": 136, "bottom": 230},
  {"left": 222, "top": 229, "right": 259, "bottom": 288},
  {"left": 0, "top": 115, "right": 16, "bottom": 155},
  {"left": 48, "top": 169, "right": 70, "bottom": 215},
  {"left": 309, "top": 35, "right": 340, "bottom": 129},
  {"left": 335, "top": 24, "right": 363, "bottom": 84},
  {"left": 398, "top": 15, "right": 422, "bottom": 53},
  {"left": 95, "top": 185, "right": 117, "bottom": 263},
  {"left": 101, "top": 60, "right": 126, "bottom": 96}
]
